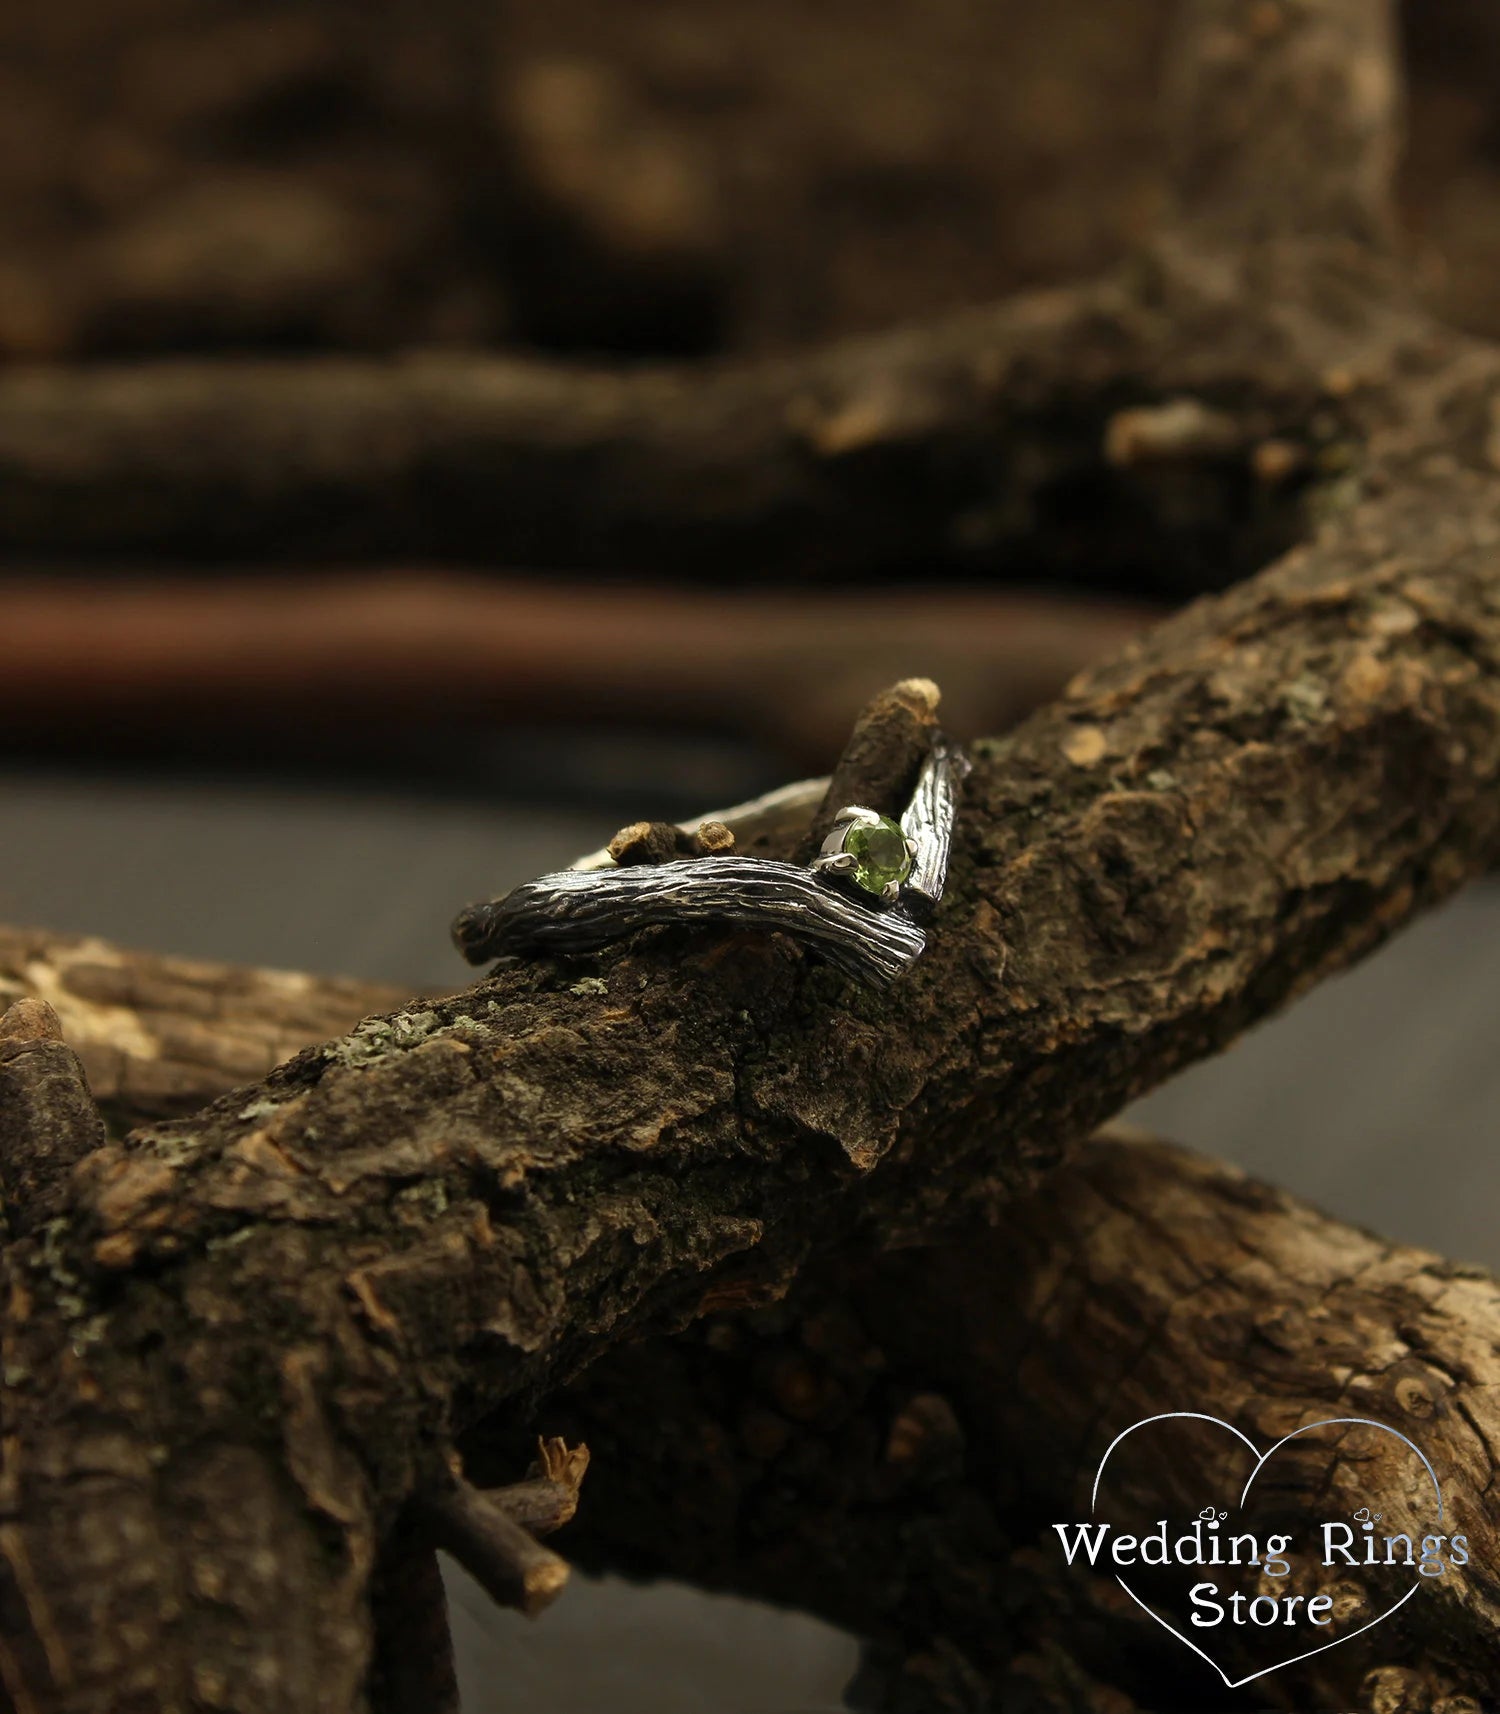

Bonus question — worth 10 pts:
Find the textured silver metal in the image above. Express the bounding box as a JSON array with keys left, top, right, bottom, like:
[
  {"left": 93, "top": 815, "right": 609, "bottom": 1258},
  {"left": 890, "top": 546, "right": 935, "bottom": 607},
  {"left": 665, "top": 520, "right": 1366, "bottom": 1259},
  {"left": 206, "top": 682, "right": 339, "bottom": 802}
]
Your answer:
[
  {"left": 453, "top": 856, "right": 926, "bottom": 987},
  {"left": 900, "top": 737, "right": 971, "bottom": 910},
  {"left": 453, "top": 736, "right": 968, "bottom": 986}
]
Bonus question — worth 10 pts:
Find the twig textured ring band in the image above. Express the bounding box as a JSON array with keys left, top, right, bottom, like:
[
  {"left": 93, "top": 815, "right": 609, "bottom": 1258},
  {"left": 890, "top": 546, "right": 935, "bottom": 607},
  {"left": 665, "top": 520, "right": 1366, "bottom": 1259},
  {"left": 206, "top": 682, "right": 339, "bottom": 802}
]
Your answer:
[{"left": 452, "top": 737, "right": 969, "bottom": 989}]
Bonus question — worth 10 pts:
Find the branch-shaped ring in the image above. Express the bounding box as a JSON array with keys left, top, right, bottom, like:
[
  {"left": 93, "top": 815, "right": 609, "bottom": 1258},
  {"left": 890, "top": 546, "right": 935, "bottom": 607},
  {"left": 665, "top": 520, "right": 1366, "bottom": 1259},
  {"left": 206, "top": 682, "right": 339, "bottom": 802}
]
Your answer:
[{"left": 451, "top": 737, "right": 969, "bottom": 988}]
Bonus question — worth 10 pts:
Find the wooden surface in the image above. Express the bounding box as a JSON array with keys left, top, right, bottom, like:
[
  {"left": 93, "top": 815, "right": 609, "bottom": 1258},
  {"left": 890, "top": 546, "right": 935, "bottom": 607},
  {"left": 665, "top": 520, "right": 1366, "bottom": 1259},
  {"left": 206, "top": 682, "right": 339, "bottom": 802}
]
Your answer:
[{"left": 1, "top": 762, "right": 1496, "bottom": 1712}]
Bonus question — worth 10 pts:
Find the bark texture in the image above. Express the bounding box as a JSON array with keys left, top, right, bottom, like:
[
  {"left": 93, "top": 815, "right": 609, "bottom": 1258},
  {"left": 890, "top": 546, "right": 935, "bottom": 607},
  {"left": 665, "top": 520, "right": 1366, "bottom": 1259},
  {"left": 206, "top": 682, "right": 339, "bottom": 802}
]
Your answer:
[
  {"left": 5, "top": 906, "right": 1500, "bottom": 1711},
  {"left": 0, "top": 0, "right": 1176, "bottom": 363},
  {"left": 944, "top": 1131, "right": 1500, "bottom": 1711},
  {"left": 0, "top": 1000, "right": 105, "bottom": 1238},
  {"left": 12, "top": 916, "right": 1500, "bottom": 1710},
  {"left": 3, "top": 501, "right": 1500, "bottom": 1707},
  {"left": 7, "top": 0, "right": 1500, "bottom": 361},
  {"left": 0, "top": 5, "right": 1422, "bottom": 585},
  {"left": 7, "top": 3, "right": 1500, "bottom": 1711},
  {"left": 1165, "top": 0, "right": 1402, "bottom": 250},
  {"left": 0, "top": 925, "right": 414, "bottom": 1125},
  {"left": 539, "top": 1133, "right": 1500, "bottom": 1713}
]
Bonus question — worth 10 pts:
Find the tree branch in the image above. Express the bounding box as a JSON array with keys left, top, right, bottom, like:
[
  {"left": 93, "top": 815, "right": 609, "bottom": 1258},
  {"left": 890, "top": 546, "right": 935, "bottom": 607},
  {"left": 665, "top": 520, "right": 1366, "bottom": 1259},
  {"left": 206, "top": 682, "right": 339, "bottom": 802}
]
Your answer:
[
  {"left": 3, "top": 10, "right": 1497, "bottom": 1713},
  {"left": 414, "top": 1483, "right": 570, "bottom": 1620},
  {"left": 1165, "top": 0, "right": 1403, "bottom": 252},
  {"left": 0, "top": 275, "right": 1314, "bottom": 578},
  {"left": 0, "top": 924, "right": 415, "bottom": 1123},
  {"left": 958, "top": 1129, "right": 1500, "bottom": 1709},
  {"left": 26, "top": 907, "right": 1489, "bottom": 1714},
  {"left": 539, "top": 1131, "right": 1500, "bottom": 1712},
  {"left": 369, "top": 1440, "right": 586, "bottom": 1713}
]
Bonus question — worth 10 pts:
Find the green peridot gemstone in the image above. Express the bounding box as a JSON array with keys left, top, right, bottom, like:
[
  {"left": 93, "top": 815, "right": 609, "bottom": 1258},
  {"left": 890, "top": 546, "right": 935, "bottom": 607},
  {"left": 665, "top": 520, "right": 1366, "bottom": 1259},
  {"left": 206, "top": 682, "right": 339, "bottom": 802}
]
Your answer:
[{"left": 843, "top": 815, "right": 912, "bottom": 897}]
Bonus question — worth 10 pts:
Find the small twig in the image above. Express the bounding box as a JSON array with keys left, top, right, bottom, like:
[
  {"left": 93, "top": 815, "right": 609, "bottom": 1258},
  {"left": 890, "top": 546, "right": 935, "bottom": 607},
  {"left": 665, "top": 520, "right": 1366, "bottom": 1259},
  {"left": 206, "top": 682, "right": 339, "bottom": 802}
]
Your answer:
[
  {"left": 607, "top": 821, "right": 696, "bottom": 866},
  {"left": 497, "top": 1437, "right": 592, "bottom": 1537},
  {"left": 607, "top": 819, "right": 737, "bottom": 866},
  {"left": 795, "top": 676, "right": 941, "bottom": 863},
  {"left": 693, "top": 820, "right": 736, "bottom": 856},
  {"left": 412, "top": 1441, "right": 589, "bottom": 1620},
  {"left": 418, "top": 1486, "right": 569, "bottom": 1618}
]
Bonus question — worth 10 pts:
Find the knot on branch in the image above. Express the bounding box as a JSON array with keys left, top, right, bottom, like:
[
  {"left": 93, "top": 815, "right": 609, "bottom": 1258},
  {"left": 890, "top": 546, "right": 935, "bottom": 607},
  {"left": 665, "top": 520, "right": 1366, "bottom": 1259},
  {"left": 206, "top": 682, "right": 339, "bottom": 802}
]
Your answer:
[
  {"left": 0, "top": 994, "right": 107, "bottom": 1237},
  {"left": 607, "top": 819, "right": 736, "bottom": 865}
]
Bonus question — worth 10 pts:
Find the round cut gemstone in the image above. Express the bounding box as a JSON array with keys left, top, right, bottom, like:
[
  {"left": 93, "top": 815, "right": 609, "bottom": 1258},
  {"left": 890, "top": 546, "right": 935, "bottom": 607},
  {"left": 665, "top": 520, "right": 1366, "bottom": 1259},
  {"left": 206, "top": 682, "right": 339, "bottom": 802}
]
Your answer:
[{"left": 842, "top": 815, "right": 912, "bottom": 896}]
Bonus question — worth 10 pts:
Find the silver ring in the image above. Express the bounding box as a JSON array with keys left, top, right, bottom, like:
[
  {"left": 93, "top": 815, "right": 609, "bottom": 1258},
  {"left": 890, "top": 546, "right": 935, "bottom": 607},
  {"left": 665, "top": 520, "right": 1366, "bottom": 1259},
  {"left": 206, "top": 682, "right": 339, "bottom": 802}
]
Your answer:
[{"left": 451, "top": 737, "right": 969, "bottom": 989}]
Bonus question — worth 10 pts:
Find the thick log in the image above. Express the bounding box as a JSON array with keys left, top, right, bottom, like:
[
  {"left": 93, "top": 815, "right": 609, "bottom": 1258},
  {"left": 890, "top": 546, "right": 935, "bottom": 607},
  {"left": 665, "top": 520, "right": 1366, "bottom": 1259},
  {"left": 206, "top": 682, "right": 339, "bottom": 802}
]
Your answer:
[
  {"left": 2, "top": 918, "right": 1500, "bottom": 1707},
  {"left": 539, "top": 1133, "right": 1500, "bottom": 1712},
  {"left": 948, "top": 1131, "right": 1500, "bottom": 1710},
  {"left": 6, "top": 878, "right": 1500, "bottom": 1714},
  {"left": 17, "top": 910, "right": 1497, "bottom": 1711}
]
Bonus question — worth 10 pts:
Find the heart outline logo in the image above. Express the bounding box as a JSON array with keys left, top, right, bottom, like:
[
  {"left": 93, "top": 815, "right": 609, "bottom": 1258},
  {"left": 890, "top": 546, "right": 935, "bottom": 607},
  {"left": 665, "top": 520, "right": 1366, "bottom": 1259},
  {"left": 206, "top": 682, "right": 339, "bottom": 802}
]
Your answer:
[{"left": 1090, "top": 1412, "right": 1443, "bottom": 1690}]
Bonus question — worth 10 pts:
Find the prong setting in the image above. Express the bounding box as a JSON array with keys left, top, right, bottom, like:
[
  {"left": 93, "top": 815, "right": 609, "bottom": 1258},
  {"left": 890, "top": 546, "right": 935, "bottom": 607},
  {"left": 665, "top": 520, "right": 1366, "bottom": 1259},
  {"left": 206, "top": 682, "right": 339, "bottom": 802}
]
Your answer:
[
  {"left": 816, "top": 807, "right": 914, "bottom": 902},
  {"left": 830, "top": 804, "right": 882, "bottom": 830}
]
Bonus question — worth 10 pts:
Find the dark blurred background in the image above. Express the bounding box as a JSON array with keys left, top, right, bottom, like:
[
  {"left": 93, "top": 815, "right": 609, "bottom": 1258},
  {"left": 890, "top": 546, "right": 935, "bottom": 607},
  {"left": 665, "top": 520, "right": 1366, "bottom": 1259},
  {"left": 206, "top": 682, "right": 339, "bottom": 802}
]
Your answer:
[
  {"left": 5, "top": 0, "right": 1500, "bottom": 792},
  {"left": 3, "top": 0, "right": 1500, "bottom": 362},
  {"left": 2, "top": 2, "right": 1500, "bottom": 1709}
]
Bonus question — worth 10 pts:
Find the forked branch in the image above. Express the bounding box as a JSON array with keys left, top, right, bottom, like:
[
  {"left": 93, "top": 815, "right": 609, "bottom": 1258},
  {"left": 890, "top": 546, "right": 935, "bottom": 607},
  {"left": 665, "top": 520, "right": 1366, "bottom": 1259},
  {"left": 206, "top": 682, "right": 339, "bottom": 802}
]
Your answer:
[{"left": 3, "top": 5, "right": 1500, "bottom": 1713}]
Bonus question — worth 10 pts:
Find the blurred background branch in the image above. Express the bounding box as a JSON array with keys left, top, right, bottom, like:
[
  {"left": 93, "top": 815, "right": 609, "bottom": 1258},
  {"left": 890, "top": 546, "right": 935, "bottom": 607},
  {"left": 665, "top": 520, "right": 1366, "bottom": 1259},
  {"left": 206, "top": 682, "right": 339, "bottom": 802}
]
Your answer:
[
  {"left": 0, "top": 573, "right": 1151, "bottom": 774},
  {"left": 0, "top": 0, "right": 1495, "bottom": 788},
  {"left": 0, "top": 0, "right": 1497, "bottom": 366}
]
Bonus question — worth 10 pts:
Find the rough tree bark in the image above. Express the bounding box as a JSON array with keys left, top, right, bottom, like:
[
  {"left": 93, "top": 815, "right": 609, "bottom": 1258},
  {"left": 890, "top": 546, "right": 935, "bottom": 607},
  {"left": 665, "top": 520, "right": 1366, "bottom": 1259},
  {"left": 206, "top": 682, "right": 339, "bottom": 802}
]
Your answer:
[
  {"left": 5, "top": 2, "right": 1500, "bottom": 1712},
  {"left": 7, "top": 937, "right": 1500, "bottom": 1710},
  {"left": 4, "top": 509, "right": 1500, "bottom": 1710},
  {"left": 537, "top": 1130, "right": 1500, "bottom": 1713},
  {"left": 0, "top": 925, "right": 414, "bottom": 1125}
]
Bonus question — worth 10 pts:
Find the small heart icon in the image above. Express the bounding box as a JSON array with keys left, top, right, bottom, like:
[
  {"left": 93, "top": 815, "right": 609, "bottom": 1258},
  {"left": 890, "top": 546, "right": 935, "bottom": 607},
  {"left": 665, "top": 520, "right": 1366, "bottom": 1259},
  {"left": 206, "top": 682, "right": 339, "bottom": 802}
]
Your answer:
[{"left": 1090, "top": 1413, "right": 1444, "bottom": 1690}]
